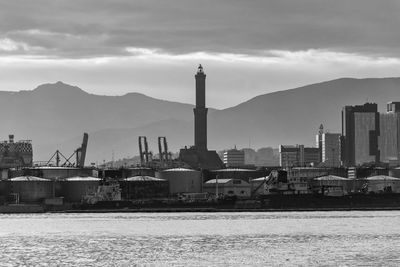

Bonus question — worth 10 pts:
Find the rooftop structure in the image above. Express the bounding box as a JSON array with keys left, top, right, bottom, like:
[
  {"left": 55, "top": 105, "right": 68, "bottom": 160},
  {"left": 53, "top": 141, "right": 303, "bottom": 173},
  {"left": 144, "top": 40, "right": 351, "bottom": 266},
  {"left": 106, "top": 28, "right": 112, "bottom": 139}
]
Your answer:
[{"left": 0, "top": 135, "right": 33, "bottom": 169}]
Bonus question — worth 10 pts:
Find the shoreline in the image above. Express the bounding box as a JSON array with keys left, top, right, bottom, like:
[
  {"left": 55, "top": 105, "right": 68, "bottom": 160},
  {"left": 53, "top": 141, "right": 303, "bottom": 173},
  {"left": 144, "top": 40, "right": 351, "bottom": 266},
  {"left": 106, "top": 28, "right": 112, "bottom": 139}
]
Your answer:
[{"left": 2, "top": 205, "right": 398, "bottom": 214}]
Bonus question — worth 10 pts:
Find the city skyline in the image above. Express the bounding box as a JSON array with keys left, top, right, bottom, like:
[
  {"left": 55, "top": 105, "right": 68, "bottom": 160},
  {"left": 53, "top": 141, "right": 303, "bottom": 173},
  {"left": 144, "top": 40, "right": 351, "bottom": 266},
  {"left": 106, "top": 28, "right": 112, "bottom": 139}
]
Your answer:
[{"left": 1, "top": 1, "right": 400, "bottom": 108}]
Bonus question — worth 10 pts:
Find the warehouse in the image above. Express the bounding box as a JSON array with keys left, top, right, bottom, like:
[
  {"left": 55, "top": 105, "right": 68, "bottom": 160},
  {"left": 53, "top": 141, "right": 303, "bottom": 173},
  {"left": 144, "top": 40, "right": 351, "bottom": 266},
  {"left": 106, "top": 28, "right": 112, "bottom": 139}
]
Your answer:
[
  {"left": 313, "top": 175, "right": 352, "bottom": 196},
  {"left": 203, "top": 178, "right": 250, "bottom": 198}
]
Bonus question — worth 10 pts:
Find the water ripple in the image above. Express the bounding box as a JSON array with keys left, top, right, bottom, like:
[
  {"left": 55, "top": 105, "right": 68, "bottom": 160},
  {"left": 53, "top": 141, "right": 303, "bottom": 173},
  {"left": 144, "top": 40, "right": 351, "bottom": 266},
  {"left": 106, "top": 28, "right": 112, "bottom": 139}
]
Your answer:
[{"left": 0, "top": 211, "right": 400, "bottom": 266}]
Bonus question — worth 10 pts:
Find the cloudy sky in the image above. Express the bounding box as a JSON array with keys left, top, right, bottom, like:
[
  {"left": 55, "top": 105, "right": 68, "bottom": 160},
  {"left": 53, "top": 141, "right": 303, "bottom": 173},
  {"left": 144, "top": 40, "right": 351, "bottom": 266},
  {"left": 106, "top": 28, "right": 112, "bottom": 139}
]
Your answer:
[{"left": 1, "top": 0, "right": 400, "bottom": 108}]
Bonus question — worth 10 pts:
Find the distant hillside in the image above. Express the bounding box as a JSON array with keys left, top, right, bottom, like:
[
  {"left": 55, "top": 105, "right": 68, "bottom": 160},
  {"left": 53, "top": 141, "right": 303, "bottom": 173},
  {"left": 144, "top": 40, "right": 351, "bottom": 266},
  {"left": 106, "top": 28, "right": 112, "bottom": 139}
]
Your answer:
[
  {"left": 0, "top": 82, "right": 200, "bottom": 162},
  {"left": 1, "top": 78, "right": 400, "bottom": 163},
  {"left": 207, "top": 77, "right": 400, "bottom": 150}
]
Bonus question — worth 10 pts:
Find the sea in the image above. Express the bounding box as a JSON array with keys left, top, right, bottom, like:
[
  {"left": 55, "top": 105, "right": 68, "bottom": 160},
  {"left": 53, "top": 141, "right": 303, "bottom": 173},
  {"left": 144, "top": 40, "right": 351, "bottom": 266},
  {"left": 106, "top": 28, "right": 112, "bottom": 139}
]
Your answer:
[{"left": 0, "top": 211, "right": 399, "bottom": 266}]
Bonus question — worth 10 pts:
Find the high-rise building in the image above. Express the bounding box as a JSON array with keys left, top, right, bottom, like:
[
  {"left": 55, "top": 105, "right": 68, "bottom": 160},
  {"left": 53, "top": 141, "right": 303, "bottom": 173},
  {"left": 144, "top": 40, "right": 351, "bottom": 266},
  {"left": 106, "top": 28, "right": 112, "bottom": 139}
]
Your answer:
[
  {"left": 223, "top": 147, "right": 245, "bottom": 167},
  {"left": 379, "top": 102, "right": 400, "bottom": 164},
  {"left": 316, "top": 125, "right": 341, "bottom": 167},
  {"left": 321, "top": 133, "right": 341, "bottom": 167},
  {"left": 341, "top": 103, "right": 379, "bottom": 166},
  {"left": 279, "top": 145, "right": 320, "bottom": 169},
  {"left": 316, "top": 124, "right": 324, "bottom": 162}
]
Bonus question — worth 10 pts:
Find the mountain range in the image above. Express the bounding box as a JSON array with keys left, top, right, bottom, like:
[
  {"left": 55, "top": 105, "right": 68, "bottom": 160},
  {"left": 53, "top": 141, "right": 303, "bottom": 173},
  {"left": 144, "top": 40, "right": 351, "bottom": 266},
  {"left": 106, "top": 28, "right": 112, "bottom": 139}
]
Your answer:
[{"left": 1, "top": 77, "right": 400, "bottom": 164}]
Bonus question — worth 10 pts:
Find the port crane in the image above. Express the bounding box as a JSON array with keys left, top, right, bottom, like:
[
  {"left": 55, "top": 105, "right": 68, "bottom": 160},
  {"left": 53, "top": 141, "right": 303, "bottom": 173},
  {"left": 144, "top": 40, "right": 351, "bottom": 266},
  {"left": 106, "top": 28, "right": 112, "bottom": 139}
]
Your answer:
[
  {"left": 138, "top": 136, "right": 152, "bottom": 166},
  {"left": 158, "top": 136, "right": 171, "bottom": 168},
  {"left": 45, "top": 133, "right": 89, "bottom": 168}
]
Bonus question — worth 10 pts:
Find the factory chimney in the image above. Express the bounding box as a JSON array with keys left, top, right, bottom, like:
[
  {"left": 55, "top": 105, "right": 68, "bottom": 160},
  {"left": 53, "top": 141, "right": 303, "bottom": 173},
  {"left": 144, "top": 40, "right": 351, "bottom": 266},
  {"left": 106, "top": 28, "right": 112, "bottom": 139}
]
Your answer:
[{"left": 194, "top": 64, "right": 208, "bottom": 151}]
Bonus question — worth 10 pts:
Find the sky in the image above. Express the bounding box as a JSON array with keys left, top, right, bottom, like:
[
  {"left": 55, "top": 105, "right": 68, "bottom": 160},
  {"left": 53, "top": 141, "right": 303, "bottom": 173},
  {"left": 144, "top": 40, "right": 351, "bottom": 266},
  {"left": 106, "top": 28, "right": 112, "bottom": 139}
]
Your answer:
[{"left": 1, "top": 0, "right": 400, "bottom": 109}]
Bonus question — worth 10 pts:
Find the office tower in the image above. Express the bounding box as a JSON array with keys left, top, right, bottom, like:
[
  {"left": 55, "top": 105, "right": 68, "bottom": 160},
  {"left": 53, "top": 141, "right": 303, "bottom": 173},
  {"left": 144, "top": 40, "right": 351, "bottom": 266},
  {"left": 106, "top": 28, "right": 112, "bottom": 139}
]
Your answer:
[
  {"left": 341, "top": 103, "right": 379, "bottom": 166},
  {"left": 379, "top": 102, "right": 400, "bottom": 164},
  {"left": 223, "top": 147, "right": 245, "bottom": 167},
  {"left": 279, "top": 145, "right": 320, "bottom": 168},
  {"left": 321, "top": 133, "right": 341, "bottom": 167}
]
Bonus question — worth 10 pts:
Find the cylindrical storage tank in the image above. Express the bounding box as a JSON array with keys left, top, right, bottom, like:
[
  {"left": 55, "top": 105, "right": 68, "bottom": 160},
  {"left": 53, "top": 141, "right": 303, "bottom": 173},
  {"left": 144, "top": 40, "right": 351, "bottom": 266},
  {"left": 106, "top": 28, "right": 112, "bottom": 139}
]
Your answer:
[
  {"left": 389, "top": 168, "right": 400, "bottom": 178},
  {"left": 210, "top": 168, "right": 262, "bottom": 182},
  {"left": 59, "top": 177, "right": 101, "bottom": 203},
  {"left": 8, "top": 176, "right": 53, "bottom": 203},
  {"left": 0, "top": 180, "right": 9, "bottom": 196},
  {"left": 159, "top": 168, "right": 202, "bottom": 195},
  {"left": 120, "top": 176, "right": 169, "bottom": 199},
  {"left": 124, "top": 168, "right": 155, "bottom": 178},
  {"left": 0, "top": 180, "right": 11, "bottom": 204}
]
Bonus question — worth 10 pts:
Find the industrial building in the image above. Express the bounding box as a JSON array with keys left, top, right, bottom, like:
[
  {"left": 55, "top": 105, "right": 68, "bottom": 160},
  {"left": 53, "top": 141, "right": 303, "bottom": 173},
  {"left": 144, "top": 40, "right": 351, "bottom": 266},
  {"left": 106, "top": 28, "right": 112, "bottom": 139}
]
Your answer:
[
  {"left": 356, "top": 175, "right": 400, "bottom": 194},
  {"left": 279, "top": 145, "right": 320, "bottom": 168},
  {"left": 312, "top": 175, "right": 352, "bottom": 196},
  {"left": 223, "top": 148, "right": 245, "bottom": 167},
  {"left": 179, "top": 65, "right": 224, "bottom": 170}
]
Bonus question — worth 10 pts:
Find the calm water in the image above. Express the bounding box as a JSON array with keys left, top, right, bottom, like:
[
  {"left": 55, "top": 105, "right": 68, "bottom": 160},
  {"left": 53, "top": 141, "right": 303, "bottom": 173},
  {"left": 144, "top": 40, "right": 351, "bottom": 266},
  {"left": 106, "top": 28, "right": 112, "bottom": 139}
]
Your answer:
[{"left": 0, "top": 211, "right": 400, "bottom": 266}]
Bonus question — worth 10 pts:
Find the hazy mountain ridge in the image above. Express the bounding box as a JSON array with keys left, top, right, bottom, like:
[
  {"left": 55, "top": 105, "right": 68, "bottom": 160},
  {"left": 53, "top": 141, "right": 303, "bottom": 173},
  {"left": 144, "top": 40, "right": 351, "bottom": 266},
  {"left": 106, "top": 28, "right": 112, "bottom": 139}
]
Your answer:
[
  {"left": 0, "top": 82, "right": 197, "bottom": 162},
  {"left": 1, "top": 77, "right": 400, "bottom": 163},
  {"left": 207, "top": 77, "right": 400, "bottom": 151}
]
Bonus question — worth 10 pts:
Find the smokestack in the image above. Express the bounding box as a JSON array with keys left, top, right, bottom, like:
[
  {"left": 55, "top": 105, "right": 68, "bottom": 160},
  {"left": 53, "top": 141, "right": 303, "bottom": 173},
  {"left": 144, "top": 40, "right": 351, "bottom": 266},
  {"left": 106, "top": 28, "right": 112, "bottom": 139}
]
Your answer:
[{"left": 9, "top": 134, "right": 14, "bottom": 143}]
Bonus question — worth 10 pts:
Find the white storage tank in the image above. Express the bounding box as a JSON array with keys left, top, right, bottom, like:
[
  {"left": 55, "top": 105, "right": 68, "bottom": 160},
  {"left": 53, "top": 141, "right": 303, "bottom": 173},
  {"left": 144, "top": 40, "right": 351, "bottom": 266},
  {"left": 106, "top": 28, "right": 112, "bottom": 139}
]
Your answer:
[{"left": 159, "top": 168, "right": 202, "bottom": 195}]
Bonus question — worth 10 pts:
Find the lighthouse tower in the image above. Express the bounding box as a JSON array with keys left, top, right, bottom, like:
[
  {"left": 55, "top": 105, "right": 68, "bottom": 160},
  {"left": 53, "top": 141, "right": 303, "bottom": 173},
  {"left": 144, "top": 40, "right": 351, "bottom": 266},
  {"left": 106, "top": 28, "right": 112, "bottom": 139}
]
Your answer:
[
  {"left": 179, "top": 65, "right": 224, "bottom": 170},
  {"left": 194, "top": 64, "right": 208, "bottom": 151}
]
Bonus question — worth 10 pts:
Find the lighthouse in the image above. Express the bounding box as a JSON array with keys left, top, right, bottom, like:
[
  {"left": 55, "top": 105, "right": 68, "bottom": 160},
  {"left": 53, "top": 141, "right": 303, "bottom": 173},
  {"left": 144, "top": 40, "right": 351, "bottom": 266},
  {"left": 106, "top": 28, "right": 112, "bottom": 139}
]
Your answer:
[
  {"left": 194, "top": 64, "right": 208, "bottom": 151},
  {"left": 179, "top": 65, "right": 224, "bottom": 170}
]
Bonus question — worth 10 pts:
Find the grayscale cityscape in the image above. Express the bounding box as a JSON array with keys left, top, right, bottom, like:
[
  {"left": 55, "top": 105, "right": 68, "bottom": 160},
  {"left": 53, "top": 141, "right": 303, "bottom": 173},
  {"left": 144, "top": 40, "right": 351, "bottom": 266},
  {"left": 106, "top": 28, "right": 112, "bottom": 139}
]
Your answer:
[{"left": 1, "top": 1, "right": 400, "bottom": 266}]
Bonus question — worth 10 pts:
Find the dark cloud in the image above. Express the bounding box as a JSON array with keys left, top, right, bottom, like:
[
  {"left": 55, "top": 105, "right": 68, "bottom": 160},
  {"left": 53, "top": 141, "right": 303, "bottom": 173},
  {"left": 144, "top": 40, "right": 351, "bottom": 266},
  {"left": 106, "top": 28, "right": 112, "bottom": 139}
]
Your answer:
[{"left": 1, "top": 0, "right": 400, "bottom": 58}]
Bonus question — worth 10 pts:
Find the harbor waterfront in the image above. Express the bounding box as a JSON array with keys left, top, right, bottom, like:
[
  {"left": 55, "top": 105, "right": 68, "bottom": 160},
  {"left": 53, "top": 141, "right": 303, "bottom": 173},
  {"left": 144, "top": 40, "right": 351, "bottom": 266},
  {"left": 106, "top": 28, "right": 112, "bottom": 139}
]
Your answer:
[{"left": 0, "top": 211, "right": 400, "bottom": 266}]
